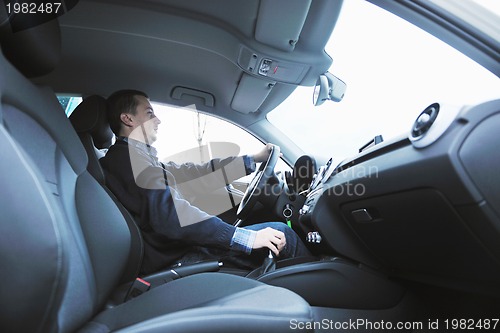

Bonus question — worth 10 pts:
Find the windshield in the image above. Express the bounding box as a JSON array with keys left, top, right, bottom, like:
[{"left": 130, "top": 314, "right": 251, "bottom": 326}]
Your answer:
[{"left": 268, "top": 0, "right": 500, "bottom": 162}]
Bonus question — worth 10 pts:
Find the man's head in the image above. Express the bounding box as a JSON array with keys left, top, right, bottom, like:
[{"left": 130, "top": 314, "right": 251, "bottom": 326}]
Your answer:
[{"left": 107, "top": 89, "right": 161, "bottom": 144}]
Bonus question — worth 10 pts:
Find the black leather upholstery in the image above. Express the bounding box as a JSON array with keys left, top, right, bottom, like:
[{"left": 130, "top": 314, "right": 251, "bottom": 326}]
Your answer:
[
  {"left": 70, "top": 95, "right": 113, "bottom": 150},
  {"left": 70, "top": 95, "right": 144, "bottom": 284},
  {"left": 70, "top": 95, "right": 113, "bottom": 185},
  {"left": 0, "top": 125, "right": 68, "bottom": 333},
  {"left": 82, "top": 273, "right": 312, "bottom": 332},
  {"left": 0, "top": 15, "right": 313, "bottom": 333}
]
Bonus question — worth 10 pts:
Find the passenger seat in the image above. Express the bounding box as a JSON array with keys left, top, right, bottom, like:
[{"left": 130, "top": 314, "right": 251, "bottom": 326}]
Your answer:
[{"left": 0, "top": 17, "right": 313, "bottom": 333}]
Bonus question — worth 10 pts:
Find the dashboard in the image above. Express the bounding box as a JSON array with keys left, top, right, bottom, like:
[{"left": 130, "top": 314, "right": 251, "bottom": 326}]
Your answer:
[{"left": 297, "top": 100, "right": 500, "bottom": 296}]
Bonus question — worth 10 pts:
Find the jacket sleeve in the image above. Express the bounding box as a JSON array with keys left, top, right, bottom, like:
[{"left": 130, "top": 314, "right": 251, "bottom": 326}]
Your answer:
[
  {"left": 137, "top": 166, "right": 239, "bottom": 250},
  {"left": 163, "top": 155, "right": 255, "bottom": 196}
]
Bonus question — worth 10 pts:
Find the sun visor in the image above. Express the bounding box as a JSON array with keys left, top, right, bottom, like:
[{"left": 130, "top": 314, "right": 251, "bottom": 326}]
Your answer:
[
  {"left": 231, "top": 73, "right": 275, "bottom": 114},
  {"left": 255, "top": 0, "right": 312, "bottom": 52}
]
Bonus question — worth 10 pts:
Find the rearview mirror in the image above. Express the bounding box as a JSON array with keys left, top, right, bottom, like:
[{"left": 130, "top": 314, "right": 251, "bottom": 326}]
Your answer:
[{"left": 313, "top": 72, "right": 346, "bottom": 105}]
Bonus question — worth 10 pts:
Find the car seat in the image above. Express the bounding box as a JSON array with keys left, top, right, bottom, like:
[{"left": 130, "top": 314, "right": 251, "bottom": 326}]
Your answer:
[
  {"left": 69, "top": 96, "right": 250, "bottom": 284},
  {"left": 69, "top": 95, "right": 144, "bottom": 285},
  {"left": 0, "top": 17, "right": 313, "bottom": 333}
]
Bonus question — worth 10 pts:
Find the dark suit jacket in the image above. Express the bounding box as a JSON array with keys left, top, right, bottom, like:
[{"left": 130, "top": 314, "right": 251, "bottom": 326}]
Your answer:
[{"left": 100, "top": 139, "right": 253, "bottom": 274}]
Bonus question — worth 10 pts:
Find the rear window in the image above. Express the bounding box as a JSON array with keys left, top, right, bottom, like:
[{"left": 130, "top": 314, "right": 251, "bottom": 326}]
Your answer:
[{"left": 57, "top": 96, "right": 82, "bottom": 116}]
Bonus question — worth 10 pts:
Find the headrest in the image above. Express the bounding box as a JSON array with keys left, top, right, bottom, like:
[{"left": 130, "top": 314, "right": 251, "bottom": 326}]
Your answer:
[
  {"left": 0, "top": 16, "right": 61, "bottom": 78},
  {"left": 70, "top": 95, "right": 114, "bottom": 149}
]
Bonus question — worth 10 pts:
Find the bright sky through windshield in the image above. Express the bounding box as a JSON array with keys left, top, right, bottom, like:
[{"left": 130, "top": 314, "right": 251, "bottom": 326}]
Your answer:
[{"left": 268, "top": 0, "right": 500, "bottom": 162}]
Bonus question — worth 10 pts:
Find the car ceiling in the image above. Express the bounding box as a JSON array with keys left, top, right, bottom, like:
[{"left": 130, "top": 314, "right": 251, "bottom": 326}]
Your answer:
[
  {"left": 34, "top": 0, "right": 342, "bottom": 128},
  {"left": 32, "top": 0, "right": 499, "bottom": 135}
]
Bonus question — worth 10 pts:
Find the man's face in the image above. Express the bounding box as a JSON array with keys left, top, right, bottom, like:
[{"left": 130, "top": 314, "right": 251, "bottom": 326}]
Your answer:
[{"left": 127, "top": 95, "right": 161, "bottom": 144}]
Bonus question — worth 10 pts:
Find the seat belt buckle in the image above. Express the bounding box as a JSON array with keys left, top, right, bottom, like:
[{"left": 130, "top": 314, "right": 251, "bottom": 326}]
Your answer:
[{"left": 124, "top": 277, "right": 151, "bottom": 302}]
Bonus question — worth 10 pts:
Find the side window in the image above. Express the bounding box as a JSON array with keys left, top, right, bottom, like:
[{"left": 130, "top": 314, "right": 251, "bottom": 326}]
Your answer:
[
  {"left": 152, "top": 103, "right": 290, "bottom": 178},
  {"left": 56, "top": 97, "right": 290, "bottom": 177}
]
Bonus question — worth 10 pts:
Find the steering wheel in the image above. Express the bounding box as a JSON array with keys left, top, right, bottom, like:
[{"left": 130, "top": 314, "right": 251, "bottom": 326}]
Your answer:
[{"left": 236, "top": 145, "right": 280, "bottom": 220}]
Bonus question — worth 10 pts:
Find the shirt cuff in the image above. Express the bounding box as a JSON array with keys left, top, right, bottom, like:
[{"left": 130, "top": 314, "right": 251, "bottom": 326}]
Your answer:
[
  {"left": 230, "top": 228, "right": 257, "bottom": 254},
  {"left": 242, "top": 155, "right": 256, "bottom": 175}
]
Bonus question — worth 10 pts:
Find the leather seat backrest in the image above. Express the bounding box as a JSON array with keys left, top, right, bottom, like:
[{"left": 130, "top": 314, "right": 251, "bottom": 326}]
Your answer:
[
  {"left": 0, "top": 125, "right": 69, "bottom": 333},
  {"left": 69, "top": 95, "right": 113, "bottom": 185},
  {"left": 70, "top": 95, "right": 144, "bottom": 283},
  {"left": 1, "top": 19, "right": 131, "bottom": 332}
]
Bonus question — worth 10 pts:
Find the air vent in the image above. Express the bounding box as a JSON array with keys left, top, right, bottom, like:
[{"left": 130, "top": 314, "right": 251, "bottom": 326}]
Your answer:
[
  {"left": 411, "top": 103, "right": 439, "bottom": 139},
  {"left": 409, "top": 102, "right": 462, "bottom": 148}
]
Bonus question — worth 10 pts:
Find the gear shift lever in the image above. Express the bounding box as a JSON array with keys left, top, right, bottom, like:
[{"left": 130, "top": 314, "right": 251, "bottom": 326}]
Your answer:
[{"left": 246, "top": 250, "right": 276, "bottom": 279}]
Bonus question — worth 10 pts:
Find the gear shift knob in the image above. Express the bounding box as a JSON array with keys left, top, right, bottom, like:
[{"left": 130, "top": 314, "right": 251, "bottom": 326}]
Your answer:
[{"left": 246, "top": 250, "right": 277, "bottom": 279}]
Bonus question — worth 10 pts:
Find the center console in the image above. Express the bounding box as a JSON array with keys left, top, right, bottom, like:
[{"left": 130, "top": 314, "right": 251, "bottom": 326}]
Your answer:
[{"left": 256, "top": 256, "right": 405, "bottom": 309}]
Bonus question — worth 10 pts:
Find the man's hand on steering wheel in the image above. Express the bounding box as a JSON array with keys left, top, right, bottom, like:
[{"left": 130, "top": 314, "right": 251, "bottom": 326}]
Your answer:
[{"left": 252, "top": 143, "right": 275, "bottom": 163}]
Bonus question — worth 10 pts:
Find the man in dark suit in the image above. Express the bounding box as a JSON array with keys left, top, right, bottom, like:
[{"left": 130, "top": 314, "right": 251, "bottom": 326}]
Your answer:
[{"left": 101, "top": 89, "right": 311, "bottom": 274}]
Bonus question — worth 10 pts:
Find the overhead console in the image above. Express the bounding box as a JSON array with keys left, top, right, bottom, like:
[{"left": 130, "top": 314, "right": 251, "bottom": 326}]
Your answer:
[
  {"left": 237, "top": 47, "right": 310, "bottom": 84},
  {"left": 231, "top": 48, "right": 310, "bottom": 114},
  {"left": 298, "top": 100, "right": 500, "bottom": 296},
  {"left": 230, "top": 0, "right": 344, "bottom": 114}
]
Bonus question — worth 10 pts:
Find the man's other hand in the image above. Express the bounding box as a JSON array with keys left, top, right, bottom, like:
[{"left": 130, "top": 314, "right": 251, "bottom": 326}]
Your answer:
[{"left": 253, "top": 227, "right": 286, "bottom": 256}]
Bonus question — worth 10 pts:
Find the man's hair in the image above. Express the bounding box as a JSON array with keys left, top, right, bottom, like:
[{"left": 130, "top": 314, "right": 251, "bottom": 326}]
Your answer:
[{"left": 107, "top": 89, "right": 149, "bottom": 136}]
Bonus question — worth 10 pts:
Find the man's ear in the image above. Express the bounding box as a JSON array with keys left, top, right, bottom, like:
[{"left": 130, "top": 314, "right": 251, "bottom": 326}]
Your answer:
[{"left": 120, "top": 113, "right": 134, "bottom": 127}]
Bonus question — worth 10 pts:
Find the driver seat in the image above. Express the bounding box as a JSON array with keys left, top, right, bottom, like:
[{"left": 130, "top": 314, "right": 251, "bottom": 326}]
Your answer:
[
  {"left": 70, "top": 95, "right": 144, "bottom": 284},
  {"left": 0, "top": 17, "right": 313, "bottom": 332},
  {"left": 69, "top": 95, "right": 251, "bottom": 279}
]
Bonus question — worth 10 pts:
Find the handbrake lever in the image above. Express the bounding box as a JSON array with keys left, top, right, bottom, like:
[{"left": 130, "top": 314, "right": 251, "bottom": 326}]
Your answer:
[
  {"left": 123, "top": 261, "right": 222, "bottom": 302},
  {"left": 146, "top": 260, "right": 222, "bottom": 287}
]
